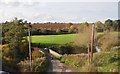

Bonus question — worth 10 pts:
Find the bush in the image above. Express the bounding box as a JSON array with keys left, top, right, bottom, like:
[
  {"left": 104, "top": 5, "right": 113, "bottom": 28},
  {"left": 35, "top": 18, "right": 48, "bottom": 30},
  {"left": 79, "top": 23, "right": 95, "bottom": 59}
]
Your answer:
[
  {"left": 51, "top": 44, "right": 73, "bottom": 54},
  {"left": 57, "top": 44, "right": 73, "bottom": 54},
  {"left": 32, "top": 58, "right": 48, "bottom": 72},
  {"left": 80, "top": 64, "right": 97, "bottom": 72},
  {"left": 2, "top": 44, "right": 11, "bottom": 57},
  {"left": 2, "top": 57, "right": 19, "bottom": 72},
  {"left": 98, "top": 32, "right": 119, "bottom": 51},
  {"left": 32, "top": 48, "right": 44, "bottom": 60},
  {"left": 74, "top": 25, "right": 92, "bottom": 53},
  {"left": 18, "top": 58, "right": 48, "bottom": 72},
  {"left": 60, "top": 50, "right": 119, "bottom": 72},
  {"left": 51, "top": 43, "right": 90, "bottom": 54},
  {"left": 56, "top": 29, "right": 61, "bottom": 34},
  {"left": 19, "top": 40, "right": 29, "bottom": 59},
  {"left": 60, "top": 54, "right": 88, "bottom": 71},
  {"left": 72, "top": 45, "right": 88, "bottom": 54},
  {"left": 93, "top": 50, "right": 119, "bottom": 72},
  {"left": 17, "top": 59, "right": 30, "bottom": 72}
]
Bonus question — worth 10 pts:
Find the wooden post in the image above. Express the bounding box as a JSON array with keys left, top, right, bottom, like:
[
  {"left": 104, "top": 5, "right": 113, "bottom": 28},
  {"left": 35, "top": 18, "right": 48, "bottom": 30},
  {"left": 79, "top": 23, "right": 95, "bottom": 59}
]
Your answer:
[
  {"left": 28, "top": 28, "right": 32, "bottom": 72},
  {"left": 90, "top": 24, "right": 95, "bottom": 64},
  {"left": 87, "top": 44, "right": 90, "bottom": 64}
]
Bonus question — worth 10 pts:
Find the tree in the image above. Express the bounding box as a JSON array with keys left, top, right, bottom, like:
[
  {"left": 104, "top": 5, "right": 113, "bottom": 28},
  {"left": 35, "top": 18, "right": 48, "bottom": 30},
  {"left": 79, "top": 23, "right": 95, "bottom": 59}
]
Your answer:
[
  {"left": 95, "top": 21, "right": 104, "bottom": 32},
  {"left": 67, "top": 23, "right": 73, "bottom": 28},
  {"left": 104, "top": 19, "right": 113, "bottom": 31},
  {"left": 113, "top": 20, "right": 119, "bottom": 31},
  {"left": 69, "top": 25, "right": 78, "bottom": 33},
  {"left": 2, "top": 18, "right": 29, "bottom": 61},
  {"left": 84, "top": 22, "right": 89, "bottom": 26},
  {"left": 118, "top": 20, "right": 120, "bottom": 31},
  {"left": 41, "top": 28, "right": 47, "bottom": 34},
  {"left": 56, "top": 29, "right": 61, "bottom": 34},
  {"left": 0, "top": 23, "right": 2, "bottom": 44}
]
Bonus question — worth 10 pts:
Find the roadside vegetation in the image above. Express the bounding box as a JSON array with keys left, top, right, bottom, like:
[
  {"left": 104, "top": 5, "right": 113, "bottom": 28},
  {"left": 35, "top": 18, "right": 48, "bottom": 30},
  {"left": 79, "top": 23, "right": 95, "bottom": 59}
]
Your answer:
[
  {"left": 60, "top": 20, "right": 120, "bottom": 72},
  {"left": 1, "top": 18, "right": 48, "bottom": 72},
  {"left": 60, "top": 49, "right": 119, "bottom": 72},
  {"left": 1, "top": 18, "right": 120, "bottom": 73},
  {"left": 18, "top": 48, "right": 48, "bottom": 72}
]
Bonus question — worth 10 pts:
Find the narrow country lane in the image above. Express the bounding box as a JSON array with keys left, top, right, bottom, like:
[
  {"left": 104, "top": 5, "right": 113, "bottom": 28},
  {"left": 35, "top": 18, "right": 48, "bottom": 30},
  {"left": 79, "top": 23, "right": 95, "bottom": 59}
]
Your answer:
[
  {"left": 40, "top": 48, "right": 75, "bottom": 72},
  {"left": 48, "top": 57, "right": 73, "bottom": 72}
]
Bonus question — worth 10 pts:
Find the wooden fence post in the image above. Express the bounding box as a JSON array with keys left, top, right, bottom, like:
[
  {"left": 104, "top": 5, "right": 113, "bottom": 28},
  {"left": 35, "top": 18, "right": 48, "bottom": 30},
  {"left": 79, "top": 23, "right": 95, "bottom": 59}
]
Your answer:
[{"left": 90, "top": 24, "right": 95, "bottom": 64}]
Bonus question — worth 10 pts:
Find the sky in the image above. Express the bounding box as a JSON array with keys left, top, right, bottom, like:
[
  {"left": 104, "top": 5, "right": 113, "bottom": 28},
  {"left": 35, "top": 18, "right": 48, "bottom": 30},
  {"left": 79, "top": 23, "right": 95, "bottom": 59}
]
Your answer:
[{"left": 0, "top": 0, "right": 119, "bottom": 23}]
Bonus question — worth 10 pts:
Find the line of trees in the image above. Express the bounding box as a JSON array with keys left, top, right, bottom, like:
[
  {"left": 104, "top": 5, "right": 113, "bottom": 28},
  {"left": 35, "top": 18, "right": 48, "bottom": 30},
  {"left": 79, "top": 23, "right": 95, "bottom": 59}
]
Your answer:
[
  {"left": 30, "top": 19, "right": 120, "bottom": 35},
  {"left": 95, "top": 19, "right": 120, "bottom": 32},
  {"left": 32, "top": 23, "right": 78, "bottom": 35},
  {"left": 31, "top": 28, "right": 78, "bottom": 35}
]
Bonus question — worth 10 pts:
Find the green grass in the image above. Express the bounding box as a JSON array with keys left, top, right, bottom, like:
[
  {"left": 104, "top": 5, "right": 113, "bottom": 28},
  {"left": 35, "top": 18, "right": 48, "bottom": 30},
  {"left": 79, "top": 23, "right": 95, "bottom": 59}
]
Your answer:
[
  {"left": 32, "top": 33, "right": 103, "bottom": 47},
  {"left": 31, "top": 32, "right": 119, "bottom": 47},
  {"left": 31, "top": 33, "right": 102, "bottom": 45},
  {"left": 60, "top": 50, "right": 119, "bottom": 72},
  {"left": 93, "top": 50, "right": 119, "bottom": 72},
  {"left": 31, "top": 34, "right": 78, "bottom": 45}
]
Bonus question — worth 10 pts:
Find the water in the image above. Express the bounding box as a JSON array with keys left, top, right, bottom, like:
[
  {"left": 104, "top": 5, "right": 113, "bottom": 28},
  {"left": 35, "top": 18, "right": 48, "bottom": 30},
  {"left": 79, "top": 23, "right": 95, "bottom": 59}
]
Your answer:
[{"left": 95, "top": 46, "right": 101, "bottom": 52}]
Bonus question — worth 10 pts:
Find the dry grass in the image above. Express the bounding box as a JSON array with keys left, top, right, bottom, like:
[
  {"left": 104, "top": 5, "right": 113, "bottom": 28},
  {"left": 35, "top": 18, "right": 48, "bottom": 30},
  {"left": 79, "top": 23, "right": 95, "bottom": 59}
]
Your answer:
[
  {"left": 80, "top": 64, "right": 98, "bottom": 72},
  {"left": 32, "top": 48, "right": 44, "bottom": 60},
  {"left": 98, "top": 32, "right": 119, "bottom": 51},
  {"left": 74, "top": 25, "right": 92, "bottom": 46}
]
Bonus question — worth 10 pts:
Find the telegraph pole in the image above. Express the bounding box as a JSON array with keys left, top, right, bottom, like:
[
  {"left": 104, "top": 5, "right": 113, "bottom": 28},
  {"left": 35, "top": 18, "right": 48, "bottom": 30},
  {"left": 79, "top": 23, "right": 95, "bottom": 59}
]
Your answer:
[
  {"left": 90, "top": 24, "right": 95, "bottom": 64},
  {"left": 28, "top": 27, "right": 32, "bottom": 72},
  {"left": 87, "top": 44, "right": 90, "bottom": 64}
]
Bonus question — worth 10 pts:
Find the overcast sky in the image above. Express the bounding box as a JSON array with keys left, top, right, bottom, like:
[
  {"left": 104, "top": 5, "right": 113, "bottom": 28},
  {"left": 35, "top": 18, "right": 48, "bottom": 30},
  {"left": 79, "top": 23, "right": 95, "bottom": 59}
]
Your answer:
[{"left": 0, "top": 0, "right": 119, "bottom": 23}]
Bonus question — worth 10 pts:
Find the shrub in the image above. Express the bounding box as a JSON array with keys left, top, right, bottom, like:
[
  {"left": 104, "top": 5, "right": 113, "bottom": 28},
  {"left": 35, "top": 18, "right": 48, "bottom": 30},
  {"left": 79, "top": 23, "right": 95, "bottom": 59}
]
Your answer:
[
  {"left": 31, "top": 29, "right": 40, "bottom": 35},
  {"left": 93, "top": 51, "right": 119, "bottom": 72},
  {"left": 18, "top": 58, "right": 48, "bottom": 72},
  {"left": 74, "top": 25, "right": 92, "bottom": 48},
  {"left": 32, "top": 58, "right": 48, "bottom": 72},
  {"left": 80, "top": 64, "right": 98, "bottom": 72},
  {"left": 98, "top": 32, "right": 119, "bottom": 51},
  {"left": 17, "top": 59, "right": 30, "bottom": 72},
  {"left": 60, "top": 49, "right": 119, "bottom": 72},
  {"left": 32, "top": 48, "right": 44, "bottom": 60},
  {"left": 68, "top": 29, "right": 73, "bottom": 33},
  {"left": 60, "top": 54, "right": 88, "bottom": 71},
  {"left": 2, "top": 44, "right": 11, "bottom": 57},
  {"left": 56, "top": 29, "right": 61, "bottom": 34},
  {"left": 19, "top": 40, "right": 29, "bottom": 59},
  {"left": 71, "top": 45, "right": 88, "bottom": 54},
  {"left": 51, "top": 44, "right": 73, "bottom": 54},
  {"left": 2, "top": 57, "right": 19, "bottom": 72},
  {"left": 41, "top": 28, "right": 47, "bottom": 34},
  {"left": 51, "top": 43, "right": 90, "bottom": 54},
  {"left": 58, "top": 44, "right": 73, "bottom": 54}
]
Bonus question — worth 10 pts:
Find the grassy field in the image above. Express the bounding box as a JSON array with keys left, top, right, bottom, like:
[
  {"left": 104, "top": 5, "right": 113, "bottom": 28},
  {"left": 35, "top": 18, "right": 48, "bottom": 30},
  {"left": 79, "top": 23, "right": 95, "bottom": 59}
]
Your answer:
[
  {"left": 31, "top": 34, "right": 78, "bottom": 45},
  {"left": 31, "top": 32, "right": 119, "bottom": 47}
]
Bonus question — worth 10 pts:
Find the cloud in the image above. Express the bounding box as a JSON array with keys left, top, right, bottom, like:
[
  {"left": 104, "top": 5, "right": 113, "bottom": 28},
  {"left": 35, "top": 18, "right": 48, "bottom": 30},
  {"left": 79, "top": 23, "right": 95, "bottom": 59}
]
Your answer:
[
  {"left": 0, "top": 0, "right": 119, "bottom": 3},
  {"left": 0, "top": 2, "right": 118, "bottom": 23}
]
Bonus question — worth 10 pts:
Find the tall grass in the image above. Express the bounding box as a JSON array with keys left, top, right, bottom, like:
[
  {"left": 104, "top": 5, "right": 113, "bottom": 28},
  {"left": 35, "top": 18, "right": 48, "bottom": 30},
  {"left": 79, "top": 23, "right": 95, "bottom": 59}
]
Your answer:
[{"left": 98, "top": 32, "right": 119, "bottom": 51}]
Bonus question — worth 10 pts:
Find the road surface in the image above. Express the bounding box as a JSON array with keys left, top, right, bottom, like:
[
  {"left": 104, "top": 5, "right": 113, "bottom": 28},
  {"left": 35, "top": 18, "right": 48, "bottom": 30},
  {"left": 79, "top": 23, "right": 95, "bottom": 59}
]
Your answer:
[{"left": 40, "top": 48, "right": 75, "bottom": 72}]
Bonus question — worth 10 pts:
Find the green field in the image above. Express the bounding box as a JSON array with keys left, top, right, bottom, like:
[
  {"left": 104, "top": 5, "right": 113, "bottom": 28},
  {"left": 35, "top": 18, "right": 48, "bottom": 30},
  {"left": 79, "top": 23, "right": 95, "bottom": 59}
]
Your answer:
[
  {"left": 31, "top": 32, "right": 119, "bottom": 47},
  {"left": 31, "top": 34, "right": 78, "bottom": 45}
]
